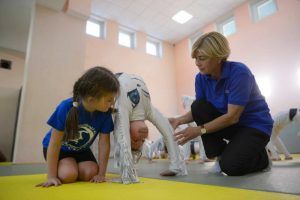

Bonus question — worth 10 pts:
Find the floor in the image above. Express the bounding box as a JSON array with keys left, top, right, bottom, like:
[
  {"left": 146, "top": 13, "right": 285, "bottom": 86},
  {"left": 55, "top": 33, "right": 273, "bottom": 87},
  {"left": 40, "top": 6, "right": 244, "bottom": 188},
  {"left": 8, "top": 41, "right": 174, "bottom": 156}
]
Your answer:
[{"left": 0, "top": 154, "right": 300, "bottom": 200}]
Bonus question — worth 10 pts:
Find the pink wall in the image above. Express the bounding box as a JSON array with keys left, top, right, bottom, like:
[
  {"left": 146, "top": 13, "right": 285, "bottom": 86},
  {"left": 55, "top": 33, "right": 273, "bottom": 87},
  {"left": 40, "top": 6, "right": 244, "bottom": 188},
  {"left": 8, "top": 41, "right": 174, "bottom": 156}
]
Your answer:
[
  {"left": 174, "top": 0, "right": 300, "bottom": 115},
  {"left": 85, "top": 20, "right": 178, "bottom": 139}
]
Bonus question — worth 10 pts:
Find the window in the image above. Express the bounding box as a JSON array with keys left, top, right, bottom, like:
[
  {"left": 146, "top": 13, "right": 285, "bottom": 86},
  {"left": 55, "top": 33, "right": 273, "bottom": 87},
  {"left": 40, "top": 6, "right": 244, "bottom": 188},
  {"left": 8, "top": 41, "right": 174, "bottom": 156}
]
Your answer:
[
  {"left": 86, "top": 19, "right": 105, "bottom": 38},
  {"left": 250, "top": 0, "right": 278, "bottom": 22},
  {"left": 256, "top": 75, "right": 272, "bottom": 98},
  {"left": 217, "top": 16, "right": 236, "bottom": 37},
  {"left": 118, "top": 28, "right": 136, "bottom": 49},
  {"left": 146, "top": 39, "right": 162, "bottom": 57}
]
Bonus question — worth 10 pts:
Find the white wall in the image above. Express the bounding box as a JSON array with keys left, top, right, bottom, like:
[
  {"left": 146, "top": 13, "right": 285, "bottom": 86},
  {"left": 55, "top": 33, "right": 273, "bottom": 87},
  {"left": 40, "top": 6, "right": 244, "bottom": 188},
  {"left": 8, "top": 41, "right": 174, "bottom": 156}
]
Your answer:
[
  {"left": 0, "top": 48, "right": 25, "bottom": 161},
  {"left": 13, "top": 4, "right": 87, "bottom": 163}
]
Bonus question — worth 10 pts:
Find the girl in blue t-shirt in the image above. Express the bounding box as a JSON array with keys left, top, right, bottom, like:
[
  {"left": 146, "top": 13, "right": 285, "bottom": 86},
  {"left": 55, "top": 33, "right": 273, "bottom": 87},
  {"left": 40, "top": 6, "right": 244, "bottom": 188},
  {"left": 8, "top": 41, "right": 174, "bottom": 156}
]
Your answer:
[{"left": 37, "top": 66, "right": 119, "bottom": 187}]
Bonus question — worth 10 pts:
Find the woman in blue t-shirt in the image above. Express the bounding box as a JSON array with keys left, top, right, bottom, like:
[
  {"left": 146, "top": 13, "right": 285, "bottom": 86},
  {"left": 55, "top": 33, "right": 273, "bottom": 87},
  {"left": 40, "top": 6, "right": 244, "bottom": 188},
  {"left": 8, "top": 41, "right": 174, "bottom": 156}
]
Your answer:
[
  {"left": 170, "top": 32, "right": 273, "bottom": 176},
  {"left": 37, "top": 66, "right": 119, "bottom": 187}
]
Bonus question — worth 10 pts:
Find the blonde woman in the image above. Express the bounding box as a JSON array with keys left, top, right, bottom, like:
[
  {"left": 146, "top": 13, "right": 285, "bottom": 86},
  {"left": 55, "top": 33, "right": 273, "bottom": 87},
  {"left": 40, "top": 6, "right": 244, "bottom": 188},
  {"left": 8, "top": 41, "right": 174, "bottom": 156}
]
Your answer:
[{"left": 170, "top": 32, "right": 273, "bottom": 176}]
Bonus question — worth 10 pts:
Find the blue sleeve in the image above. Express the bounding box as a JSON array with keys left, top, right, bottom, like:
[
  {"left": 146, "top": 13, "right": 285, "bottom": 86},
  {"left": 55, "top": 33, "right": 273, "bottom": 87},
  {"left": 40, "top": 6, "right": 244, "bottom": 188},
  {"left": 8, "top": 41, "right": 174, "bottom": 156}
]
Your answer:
[
  {"left": 47, "top": 102, "right": 70, "bottom": 131},
  {"left": 100, "top": 114, "right": 114, "bottom": 134},
  {"left": 228, "top": 73, "right": 253, "bottom": 106},
  {"left": 195, "top": 74, "right": 205, "bottom": 100}
]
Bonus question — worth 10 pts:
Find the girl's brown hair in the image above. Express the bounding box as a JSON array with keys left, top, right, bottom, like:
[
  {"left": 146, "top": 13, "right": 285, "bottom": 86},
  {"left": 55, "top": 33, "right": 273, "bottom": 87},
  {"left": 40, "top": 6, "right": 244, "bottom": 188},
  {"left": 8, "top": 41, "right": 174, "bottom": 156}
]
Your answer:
[{"left": 64, "top": 66, "right": 120, "bottom": 141}]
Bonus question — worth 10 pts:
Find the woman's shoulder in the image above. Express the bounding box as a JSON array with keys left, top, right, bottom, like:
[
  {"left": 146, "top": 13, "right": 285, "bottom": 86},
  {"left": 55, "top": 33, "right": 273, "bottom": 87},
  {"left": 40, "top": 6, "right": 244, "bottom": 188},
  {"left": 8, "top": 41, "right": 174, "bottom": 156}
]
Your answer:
[
  {"left": 195, "top": 72, "right": 204, "bottom": 80},
  {"left": 227, "top": 61, "right": 252, "bottom": 75}
]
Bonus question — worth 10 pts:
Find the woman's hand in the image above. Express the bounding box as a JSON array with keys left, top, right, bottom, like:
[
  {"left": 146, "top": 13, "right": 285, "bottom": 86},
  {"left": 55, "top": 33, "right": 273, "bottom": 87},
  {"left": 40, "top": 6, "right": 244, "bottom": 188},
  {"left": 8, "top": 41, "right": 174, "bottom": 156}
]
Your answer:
[
  {"left": 36, "top": 177, "right": 62, "bottom": 187},
  {"left": 174, "top": 126, "right": 200, "bottom": 145},
  {"left": 90, "top": 174, "right": 106, "bottom": 183},
  {"left": 168, "top": 117, "right": 180, "bottom": 130}
]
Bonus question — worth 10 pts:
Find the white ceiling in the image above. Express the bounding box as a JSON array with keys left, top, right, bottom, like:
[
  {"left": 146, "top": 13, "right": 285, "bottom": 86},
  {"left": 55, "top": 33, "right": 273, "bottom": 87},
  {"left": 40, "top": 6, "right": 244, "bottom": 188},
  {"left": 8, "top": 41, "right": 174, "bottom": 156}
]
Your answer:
[
  {"left": 91, "top": 0, "right": 247, "bottom": 44},
  {"left": 0, "top": 0, "right": 65, "bottom": 53},
  {"left": 0, "top": 0, "right": 33, "bottom": 53},
  {"left": 0, "top": 0, "right": 247, "bottom": 53}
]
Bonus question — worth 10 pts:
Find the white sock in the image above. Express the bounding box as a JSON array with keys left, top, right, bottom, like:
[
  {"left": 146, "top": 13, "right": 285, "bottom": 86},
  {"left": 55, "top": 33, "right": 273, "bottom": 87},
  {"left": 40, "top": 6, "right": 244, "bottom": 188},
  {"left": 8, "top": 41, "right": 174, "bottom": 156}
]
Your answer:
[{"left": 209, "top": 160, "right": 221, "bottom": 173}]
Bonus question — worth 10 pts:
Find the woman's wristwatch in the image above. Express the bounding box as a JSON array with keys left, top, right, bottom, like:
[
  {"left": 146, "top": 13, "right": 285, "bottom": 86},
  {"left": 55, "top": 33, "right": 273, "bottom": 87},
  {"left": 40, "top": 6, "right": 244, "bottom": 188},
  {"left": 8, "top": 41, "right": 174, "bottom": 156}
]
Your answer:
[{"left": 200, "top": 124, "right": 207, "bottom": 135}]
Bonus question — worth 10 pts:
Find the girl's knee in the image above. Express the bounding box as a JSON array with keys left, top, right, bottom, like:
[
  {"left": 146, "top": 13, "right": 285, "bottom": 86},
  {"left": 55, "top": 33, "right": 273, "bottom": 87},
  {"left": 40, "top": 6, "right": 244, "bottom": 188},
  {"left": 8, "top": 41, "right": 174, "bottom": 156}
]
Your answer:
[
  {"left": 78, "top": 163, "right": 98, "bottom": 181},
  {"left": 58, "top": 158, "right": 78, "bottom": 183},
  {"left": 58, "top": 169, "right": 78, "bottom": 183}
]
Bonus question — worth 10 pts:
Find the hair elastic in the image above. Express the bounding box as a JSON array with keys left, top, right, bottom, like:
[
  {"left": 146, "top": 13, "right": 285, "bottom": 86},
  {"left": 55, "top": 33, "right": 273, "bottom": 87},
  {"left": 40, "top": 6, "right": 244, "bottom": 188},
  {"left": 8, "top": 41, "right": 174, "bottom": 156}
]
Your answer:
[{"left": 72, "top": 102, "right": 79, "bottom": 108}]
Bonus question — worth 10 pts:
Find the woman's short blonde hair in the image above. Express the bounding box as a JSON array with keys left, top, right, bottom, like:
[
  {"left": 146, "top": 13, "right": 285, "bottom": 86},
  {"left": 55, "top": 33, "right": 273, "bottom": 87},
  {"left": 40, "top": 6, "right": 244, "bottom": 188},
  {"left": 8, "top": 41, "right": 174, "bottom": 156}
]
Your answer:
[{"left": 191, "top": 31, "right": 230, "bottom": 61}]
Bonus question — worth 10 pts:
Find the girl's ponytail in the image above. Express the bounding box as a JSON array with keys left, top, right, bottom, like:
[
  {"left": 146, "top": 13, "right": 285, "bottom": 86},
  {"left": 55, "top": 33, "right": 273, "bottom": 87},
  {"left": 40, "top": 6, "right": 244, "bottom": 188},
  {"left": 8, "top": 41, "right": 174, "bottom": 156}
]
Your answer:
[{"left": 64, "top": 81, "right": 80, "bottom": 141}]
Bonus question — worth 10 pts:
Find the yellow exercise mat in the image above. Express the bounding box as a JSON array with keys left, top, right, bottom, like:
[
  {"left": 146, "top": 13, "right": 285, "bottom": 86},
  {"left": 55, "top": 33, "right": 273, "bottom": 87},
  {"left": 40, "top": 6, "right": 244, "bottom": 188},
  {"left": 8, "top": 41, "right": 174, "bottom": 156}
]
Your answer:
[
  {"left": 0, "top": 162, "right": 12, "bottom": 166},
  {"left": 0, "top": 174, "right": 299, "bottom": 200}
]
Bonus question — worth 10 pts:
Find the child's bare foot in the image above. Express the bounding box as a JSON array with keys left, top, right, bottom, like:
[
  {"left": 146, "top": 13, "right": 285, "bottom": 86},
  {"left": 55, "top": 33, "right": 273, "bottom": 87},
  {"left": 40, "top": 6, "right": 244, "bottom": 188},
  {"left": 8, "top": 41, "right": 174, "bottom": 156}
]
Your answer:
[
  {"left": 160, "top": 170, "right": 177, "bottom": 176},
  {"left": 185, "top": 160, "right": 192, "bottom": 164},
  {"left": 198, "top": 159, "right": 205, "bottom": 164},
  {"left": 285, "top": 156, "right": 293, "bottom": 160},
  {"left": 271, "top": 157, "right": 281, "bottom": 161},
  {"left": 203, "top": 158, "right": 214, "bottom": 162}
]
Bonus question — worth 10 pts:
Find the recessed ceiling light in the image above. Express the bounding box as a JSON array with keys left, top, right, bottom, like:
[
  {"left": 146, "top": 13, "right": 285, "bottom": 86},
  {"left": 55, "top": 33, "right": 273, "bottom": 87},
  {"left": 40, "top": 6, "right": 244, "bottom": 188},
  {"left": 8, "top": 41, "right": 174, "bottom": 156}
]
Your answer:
[{"left": 172, "top": 10, "right": 193, "bottom": 24}]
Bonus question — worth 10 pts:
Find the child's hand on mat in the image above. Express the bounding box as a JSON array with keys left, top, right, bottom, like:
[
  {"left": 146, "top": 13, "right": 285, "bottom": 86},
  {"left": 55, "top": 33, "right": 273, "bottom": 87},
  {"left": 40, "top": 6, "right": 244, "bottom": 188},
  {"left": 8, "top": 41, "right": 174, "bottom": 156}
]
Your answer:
[
  {"left": 90, "top": 174, "right": 106, "bottom": 183},
  {"left": 36, "top": 177, "right": 62, "bottom": 187}
]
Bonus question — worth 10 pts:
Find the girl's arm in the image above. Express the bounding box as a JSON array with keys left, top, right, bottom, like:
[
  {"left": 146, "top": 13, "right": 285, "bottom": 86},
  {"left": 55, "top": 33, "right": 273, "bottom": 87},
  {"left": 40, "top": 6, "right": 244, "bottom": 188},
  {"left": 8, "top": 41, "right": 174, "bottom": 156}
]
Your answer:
[
  {"left": 91, "top": 133, "right": 110, "bottom": 182},
  {"left": 36, "top": 128, "right": 63, "bottom": 187}
]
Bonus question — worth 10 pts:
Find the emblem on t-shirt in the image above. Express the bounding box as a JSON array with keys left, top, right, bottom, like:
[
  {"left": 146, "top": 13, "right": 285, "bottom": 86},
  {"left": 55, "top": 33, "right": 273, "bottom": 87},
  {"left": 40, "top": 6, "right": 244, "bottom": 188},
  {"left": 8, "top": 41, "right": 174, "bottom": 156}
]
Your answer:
[
  {"left": 64, "top": 124, "right": 96, "bottom": 151},
  {"left": 127, "top": 88, "right": 140, "bottom": 108}
]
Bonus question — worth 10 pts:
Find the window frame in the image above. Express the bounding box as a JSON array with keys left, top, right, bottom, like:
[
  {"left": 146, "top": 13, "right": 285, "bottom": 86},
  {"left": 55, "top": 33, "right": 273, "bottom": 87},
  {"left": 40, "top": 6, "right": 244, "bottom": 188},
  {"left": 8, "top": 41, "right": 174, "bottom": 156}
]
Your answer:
[
  {"left": 249, "top": 0, "right": 278, "bottom": 22},
  {"left": 146, "top": 37, "right": 162, "bottom": 58},
  {"left": 216, "top": 15, "right": 236, "bottom": 37},
  {"left": 85, "top": 17, "right": 106, "bottom": 39},
  {"left": 118, "top": 27, "right": 136, "bottom": 49}
]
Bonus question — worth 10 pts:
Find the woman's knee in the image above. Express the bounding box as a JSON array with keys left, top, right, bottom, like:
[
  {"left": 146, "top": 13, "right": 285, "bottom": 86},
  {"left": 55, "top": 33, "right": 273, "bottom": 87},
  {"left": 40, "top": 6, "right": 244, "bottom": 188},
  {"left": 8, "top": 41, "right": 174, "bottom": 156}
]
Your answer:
[
  {"left": 219, "top": 157, "right": 245, "bottom": 176},
  {"left": 191, "top": 100, "right": 221, "bottom": 124},
  {"left": 191, "top": 99, "right": 207, "bottom": 113}
]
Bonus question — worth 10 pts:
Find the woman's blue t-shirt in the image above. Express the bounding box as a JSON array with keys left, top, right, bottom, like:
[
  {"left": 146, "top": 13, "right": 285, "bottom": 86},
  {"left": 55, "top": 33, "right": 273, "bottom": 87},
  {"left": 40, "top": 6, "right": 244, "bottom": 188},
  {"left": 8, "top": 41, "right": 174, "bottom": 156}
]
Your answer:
[
  {"left": 195, "top": 61, "right": 273, "bottom": 135},
  {"left": 42, "top": 98, "right": 114, "bottom": 152}
]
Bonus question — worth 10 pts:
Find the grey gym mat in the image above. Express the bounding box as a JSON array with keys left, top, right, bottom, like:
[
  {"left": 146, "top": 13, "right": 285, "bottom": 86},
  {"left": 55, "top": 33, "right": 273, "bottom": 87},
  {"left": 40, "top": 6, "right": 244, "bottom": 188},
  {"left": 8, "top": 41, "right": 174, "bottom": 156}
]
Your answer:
[
  {"left": 1, "top": 158, "right": 299, "bottom": 195},
  {"left": 0, "top": 163, "right": 46, "bottom": 176},
  {"left": 107, "top": 158, "right": 300, "bottom": 195}
]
